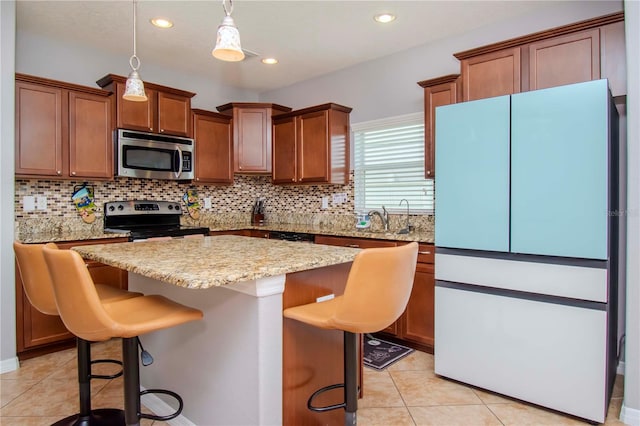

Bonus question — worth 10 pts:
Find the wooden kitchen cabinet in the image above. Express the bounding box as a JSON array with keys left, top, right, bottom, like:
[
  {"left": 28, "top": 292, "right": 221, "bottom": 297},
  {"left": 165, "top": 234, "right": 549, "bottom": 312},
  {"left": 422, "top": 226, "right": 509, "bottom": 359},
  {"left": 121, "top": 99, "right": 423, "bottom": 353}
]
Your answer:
[
  {"left": 15, "top": 74, "right": 113, "bottom": 180},
  {"left": 459, "top": 47, "right": 521, "bottom": 102},
  {"left": 314, "top": 235, "right": 397, "bottom": 249},
  {"left": 192, "top": 109, "right": 233, "bottom": 184},
  {"left": 273, "top": 103, "right": 352, "bottom": 185},
  {"left": 453, "top": 12, "right": 624, "bottom": 101},
  {"left": 16, "top": 238, "right": 128, "bottom": 360},
  {"left": 96, "top": 74, "right": 195, "bottom": 137},
  {"left": 417, "top": 75, "right": 461, "bottom": 178},
  {"left": 528, "top": 28, "right": 600, "bottom": 91},
  {"left": 217, "top": 103, "right": 292, "bottom": 174}
]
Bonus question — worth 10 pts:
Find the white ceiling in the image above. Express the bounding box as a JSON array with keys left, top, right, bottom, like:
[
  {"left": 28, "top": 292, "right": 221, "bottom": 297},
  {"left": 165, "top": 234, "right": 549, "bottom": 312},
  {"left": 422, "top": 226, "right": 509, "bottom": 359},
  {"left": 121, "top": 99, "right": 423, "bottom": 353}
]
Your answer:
[{"left": 17, "top": 1, "right": 560, "bottom": 93}]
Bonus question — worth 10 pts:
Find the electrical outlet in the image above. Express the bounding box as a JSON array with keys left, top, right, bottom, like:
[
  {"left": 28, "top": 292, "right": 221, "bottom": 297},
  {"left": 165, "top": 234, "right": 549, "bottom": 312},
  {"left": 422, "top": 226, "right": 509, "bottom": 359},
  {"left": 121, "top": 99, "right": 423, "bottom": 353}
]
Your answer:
[
  {"left": 204, "top": 197, "right": 212, "bottom": 209},
  {"left": 23, "top": 196, "right": 35, "bottom": 212},
  {"left": 332, "top": 193, "right": 347, "bottom": 204},
  {"left": 36, "top": 196, "right": 48, "bottom": 211}
]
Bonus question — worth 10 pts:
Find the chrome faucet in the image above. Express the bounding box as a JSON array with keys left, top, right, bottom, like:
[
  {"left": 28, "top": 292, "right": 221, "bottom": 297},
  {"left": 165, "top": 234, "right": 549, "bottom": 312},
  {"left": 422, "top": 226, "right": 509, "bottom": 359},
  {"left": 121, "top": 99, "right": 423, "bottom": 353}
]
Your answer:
[
  {"left": 368, "top": 206, "right": 390, "bottom": 231},
  {"left": 398, "top": 199, "right": 412, "bottom": 234}
]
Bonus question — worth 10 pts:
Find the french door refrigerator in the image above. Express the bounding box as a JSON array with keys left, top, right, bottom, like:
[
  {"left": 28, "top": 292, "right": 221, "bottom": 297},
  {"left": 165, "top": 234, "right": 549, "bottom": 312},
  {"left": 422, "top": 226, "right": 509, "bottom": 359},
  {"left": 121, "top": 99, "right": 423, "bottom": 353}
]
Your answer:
[{"left": 434, "top": 79, "right": 619, "bottom": 423}]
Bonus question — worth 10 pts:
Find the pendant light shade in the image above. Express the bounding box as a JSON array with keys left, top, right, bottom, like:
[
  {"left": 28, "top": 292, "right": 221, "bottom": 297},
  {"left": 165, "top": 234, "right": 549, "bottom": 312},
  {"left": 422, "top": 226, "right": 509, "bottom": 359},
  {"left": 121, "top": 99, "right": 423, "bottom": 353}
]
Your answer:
[
  {"left": 123, "top": 0, "right": 148, "bottom": 101},
  {"left": 212, "top": 0, "right": 245, "bottom": 62}
]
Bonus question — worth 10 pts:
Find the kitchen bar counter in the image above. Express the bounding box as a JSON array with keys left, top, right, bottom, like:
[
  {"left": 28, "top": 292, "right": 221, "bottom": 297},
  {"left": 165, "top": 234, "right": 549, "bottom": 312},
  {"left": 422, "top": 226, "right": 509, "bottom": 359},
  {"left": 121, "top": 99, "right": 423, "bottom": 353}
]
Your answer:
[
  {"left": 73, "top": 235, "right": 359, "bottom": 289},
  {"left": 72, "top": 236, "right": 359, "bottom": 425}
]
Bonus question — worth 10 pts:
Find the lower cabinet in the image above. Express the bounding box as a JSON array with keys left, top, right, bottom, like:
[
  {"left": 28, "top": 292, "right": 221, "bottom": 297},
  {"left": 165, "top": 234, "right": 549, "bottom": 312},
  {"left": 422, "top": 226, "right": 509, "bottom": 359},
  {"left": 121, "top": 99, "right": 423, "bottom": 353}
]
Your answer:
[
  {"left": 315, "top": 236, "right": 435, "bottom": 351},
  {"left": 15, "top": 238, "right": 128, "bottom": 359}
]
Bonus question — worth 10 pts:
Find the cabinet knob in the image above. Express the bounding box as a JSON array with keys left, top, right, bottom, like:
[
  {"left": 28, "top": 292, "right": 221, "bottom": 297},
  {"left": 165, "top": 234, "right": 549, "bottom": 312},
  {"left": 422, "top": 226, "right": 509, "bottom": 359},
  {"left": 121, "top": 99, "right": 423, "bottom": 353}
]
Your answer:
[
  {"left": 71, "top": 171, "right": 76, "bottom": 176},
  {"left": 149, "top": 127, "right": 153, "bottom": 131},
  {"left": 56, "top": 170, "right": 62, "bottom": 175},
  {"left": 291, "top": 178, "right": 295, "bottom": 182},
  {"left": 426, "top": 170, "right": 431, "bottom": 176},
  {"left": 160, "top": 129, "right": 164, "bottom": 133},
  {"left": 419, "top": 251, "right": 432, "bottom": 255},
  {"left": 196, "top": 178, "right": 200, "bottom": 181}
]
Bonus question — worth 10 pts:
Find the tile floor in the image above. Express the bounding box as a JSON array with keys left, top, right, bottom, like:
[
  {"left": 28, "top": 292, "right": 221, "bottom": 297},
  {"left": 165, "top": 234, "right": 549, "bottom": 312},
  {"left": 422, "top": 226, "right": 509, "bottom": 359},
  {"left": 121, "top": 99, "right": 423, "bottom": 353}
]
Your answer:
[{"left": 0, "top": 340, "right": 626, "bottom": 426}]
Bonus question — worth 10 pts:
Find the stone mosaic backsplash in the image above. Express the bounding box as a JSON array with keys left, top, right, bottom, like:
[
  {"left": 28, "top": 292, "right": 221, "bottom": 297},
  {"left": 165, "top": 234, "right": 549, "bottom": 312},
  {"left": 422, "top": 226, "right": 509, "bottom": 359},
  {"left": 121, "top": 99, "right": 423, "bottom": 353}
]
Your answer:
[{"left": 15, "top": 173, "right": 433, "bottom": 233}]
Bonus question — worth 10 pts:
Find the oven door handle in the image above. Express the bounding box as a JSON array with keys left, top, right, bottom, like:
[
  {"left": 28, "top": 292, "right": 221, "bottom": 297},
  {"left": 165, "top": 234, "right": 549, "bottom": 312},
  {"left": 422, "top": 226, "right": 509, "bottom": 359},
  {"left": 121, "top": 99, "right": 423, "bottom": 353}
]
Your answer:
[{"left": 174, "top": 147, "right": 183, "bottom": 178}]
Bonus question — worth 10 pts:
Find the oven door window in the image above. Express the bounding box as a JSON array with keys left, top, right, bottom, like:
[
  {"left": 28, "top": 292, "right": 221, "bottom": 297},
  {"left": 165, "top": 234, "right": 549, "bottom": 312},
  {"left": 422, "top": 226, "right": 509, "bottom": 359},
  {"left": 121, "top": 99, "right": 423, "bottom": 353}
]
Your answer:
[{"left": 123, "top": 146, "right": 177, "bottom": 172}]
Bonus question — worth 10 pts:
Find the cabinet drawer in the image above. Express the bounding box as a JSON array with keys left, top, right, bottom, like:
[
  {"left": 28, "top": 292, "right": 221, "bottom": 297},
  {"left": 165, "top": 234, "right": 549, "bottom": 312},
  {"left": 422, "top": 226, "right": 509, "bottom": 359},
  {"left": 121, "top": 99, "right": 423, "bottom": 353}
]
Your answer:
[
  {"left": 417, "top": 244, "right": 434, "bottom": 264},
  {"left": 315, "top": 235, "right": 396, "bottom": 249}
]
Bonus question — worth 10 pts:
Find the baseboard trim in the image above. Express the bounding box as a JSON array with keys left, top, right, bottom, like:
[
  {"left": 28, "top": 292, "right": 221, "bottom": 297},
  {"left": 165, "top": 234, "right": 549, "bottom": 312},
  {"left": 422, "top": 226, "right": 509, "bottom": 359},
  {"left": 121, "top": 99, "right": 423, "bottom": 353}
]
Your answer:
[
  {"left": 0, "top": 356, "right": 19, "bottom": 374},
  {"left": 140, "top": 387, "right": 195, "bottom": 426},
  {"left": 617, "top": 361, "right": 626, "bottom": 375},
  {"left": 621, "top": 403, "right": 640, "bottom": 426}
]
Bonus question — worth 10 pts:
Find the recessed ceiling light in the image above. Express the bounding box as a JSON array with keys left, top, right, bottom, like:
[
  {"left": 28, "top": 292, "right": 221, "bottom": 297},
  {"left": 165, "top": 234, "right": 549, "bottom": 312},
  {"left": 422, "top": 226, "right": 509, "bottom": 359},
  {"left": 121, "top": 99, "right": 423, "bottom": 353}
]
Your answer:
[
  {"left": 261, "top": 58, "right": 278, "bottom": 65},
  {"left": 374, "top": 13, "right": 396, "bottom": 24},
  {"left": 150, "top": 17, "right": 173, "bottom": 29}
]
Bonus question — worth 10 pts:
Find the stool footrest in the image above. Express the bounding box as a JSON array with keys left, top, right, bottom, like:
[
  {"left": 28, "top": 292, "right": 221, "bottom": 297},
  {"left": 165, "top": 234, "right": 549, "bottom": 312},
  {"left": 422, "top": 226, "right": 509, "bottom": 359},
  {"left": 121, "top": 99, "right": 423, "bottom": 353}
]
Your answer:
[
  {"left": 90, "top": 358, "right": 124, "bottom": 380},
  {"left": 139, "top": 389, "right": 184, "bottom": 421},
  {"left": 307, "top": 383, "right": 346, "bottom": 413}
]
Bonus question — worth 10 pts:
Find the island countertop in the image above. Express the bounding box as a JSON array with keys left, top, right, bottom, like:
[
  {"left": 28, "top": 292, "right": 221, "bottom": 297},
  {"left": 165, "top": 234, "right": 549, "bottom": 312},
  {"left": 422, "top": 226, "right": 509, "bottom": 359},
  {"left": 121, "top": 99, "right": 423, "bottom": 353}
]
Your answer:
[{"left": 72, "top": 235, "right": 360, "bottom": 289}]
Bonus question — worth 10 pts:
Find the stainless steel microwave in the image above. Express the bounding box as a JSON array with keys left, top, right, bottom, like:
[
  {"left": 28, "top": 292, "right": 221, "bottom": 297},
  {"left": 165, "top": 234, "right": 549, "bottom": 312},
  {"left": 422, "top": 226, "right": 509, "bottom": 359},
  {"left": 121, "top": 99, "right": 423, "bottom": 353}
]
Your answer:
[{"left": 115, "top": 129, "right": 194, "bottom": 180}]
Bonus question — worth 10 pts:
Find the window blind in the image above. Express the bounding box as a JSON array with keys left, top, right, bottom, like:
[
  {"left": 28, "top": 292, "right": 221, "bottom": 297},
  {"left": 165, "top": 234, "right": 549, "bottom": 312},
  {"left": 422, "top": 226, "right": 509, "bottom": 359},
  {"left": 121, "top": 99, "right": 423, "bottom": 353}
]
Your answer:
[{"left": 353, "top": 113, "right": 434, "bottom": 214}]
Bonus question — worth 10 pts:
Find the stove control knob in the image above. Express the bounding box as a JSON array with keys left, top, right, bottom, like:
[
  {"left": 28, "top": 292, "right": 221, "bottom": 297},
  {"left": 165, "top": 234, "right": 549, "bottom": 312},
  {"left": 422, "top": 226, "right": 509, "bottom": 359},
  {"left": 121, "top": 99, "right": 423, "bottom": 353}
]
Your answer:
[
  {"left": 168, "top": 205, "right": 173, "bottom": 210},
  {"left": 117, "top": 205, "right": 124, "bottom": 211},
  {"left": 108, "top": 205, "right": 115, "bottom": 212},
  {"left": 174, "top": 204, "right": 181, "bottom": 210}
]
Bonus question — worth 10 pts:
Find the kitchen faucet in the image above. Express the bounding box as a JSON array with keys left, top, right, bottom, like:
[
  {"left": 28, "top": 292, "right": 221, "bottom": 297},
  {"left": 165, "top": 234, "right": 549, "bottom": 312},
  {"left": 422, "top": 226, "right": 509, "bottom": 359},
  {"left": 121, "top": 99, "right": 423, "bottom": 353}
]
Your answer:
[
  {"left": 368, "top": 206, "right": 389, "bottom": 231},
  {"left": 397, "top": 199, "right": 412, "bottom": 234}
]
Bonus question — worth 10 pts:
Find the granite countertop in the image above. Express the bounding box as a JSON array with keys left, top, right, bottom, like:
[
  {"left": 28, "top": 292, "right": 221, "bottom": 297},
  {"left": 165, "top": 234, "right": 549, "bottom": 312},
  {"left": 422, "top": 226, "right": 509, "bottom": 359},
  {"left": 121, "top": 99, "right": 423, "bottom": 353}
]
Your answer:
[
  {"left": 16, "top": 221, "right": 433, "bottom": 244},
  {"left": 73, "top": 235, "right": 360, "bottom": 289}
]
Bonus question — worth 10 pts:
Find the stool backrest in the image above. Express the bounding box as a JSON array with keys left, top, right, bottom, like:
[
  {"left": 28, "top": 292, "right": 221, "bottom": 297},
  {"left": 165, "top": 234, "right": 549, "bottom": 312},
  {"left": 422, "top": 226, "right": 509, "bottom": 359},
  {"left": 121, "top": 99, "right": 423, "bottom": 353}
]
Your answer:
[
  {"left": 13, "top": 242, "right": 60, "bottom": 316},
  {"left": 42, "top": 246, "right": 117, "bottom": 342},
  {"left": 334, "top": 242, "right": 418, "bottom": 333}
]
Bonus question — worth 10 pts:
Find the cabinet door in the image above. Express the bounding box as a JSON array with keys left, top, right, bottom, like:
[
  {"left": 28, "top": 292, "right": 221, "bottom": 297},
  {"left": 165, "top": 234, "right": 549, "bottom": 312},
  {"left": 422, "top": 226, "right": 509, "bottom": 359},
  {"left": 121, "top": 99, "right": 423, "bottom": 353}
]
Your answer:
[
  {"left": 511, "top": 80, "right": 609, "bottom": 259},
  {"left": 193, "top": 112, "right": 233, "bottom": 184},
  {"left": 528, "top": 29, "right": 600, "bottom": 91},
  {"left": 403, "top": 263, "right": 434, "bottom": 347},
  {"left": 461, "top": 47, "right": 521, "bottom": 101},
  {"left": 158, "top": 91, "right": 192, "bottom": 137},
  {"left": 423, "top": 79, "right": 459, "bottom": 178},
  {"left": 435, "top": 96, "right": 510, "bottom": 252},
  {"left": 272, "top": 116, "right": 298, "bottom": 184},
  {"left": 298, "top": 110, "right": 329, "bottom": 183},
  {"left": 600, "top": 21, "right": 626, "bottom": 97},
  {"left": 235, "top": 108, "right": 271, "bottom": 173},
  {"left": 15, "top": 82, "right": 64, "bottom": 177},
  {"left": 68, "top": 91, "right": 113, "bottom": 179},
  {"left": 315, "top": 235, "right": 397, "bottom": 249},
  {"left": 116, "top": 83, "right": 156, "bottom": 132}
]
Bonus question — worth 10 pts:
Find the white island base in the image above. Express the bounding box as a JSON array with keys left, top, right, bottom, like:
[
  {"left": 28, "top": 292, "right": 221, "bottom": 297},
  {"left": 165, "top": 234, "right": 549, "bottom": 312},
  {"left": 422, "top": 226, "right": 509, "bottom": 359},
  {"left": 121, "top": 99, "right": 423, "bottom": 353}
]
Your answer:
[{"left": 129, "top": 272, "right": 285, "bottom": 426}]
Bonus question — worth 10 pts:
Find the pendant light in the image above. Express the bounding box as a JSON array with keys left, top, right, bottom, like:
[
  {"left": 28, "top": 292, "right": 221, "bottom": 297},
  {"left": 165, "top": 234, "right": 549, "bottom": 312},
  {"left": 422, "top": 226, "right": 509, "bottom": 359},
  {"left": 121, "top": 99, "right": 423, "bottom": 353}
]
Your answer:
[
  {"left": 212, "top": 0, "right": 245, "bottom": 62},
  {"left": 123, "top": 0, "right": 148, "bottom": 101}
]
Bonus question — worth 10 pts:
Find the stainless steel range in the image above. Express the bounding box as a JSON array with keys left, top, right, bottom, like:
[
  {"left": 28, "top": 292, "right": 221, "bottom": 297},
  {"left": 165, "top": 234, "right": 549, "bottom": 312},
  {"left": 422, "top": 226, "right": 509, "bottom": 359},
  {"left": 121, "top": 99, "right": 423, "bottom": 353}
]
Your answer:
[{"left": 104, "top": 200, "right": 209, "bottom": 241}]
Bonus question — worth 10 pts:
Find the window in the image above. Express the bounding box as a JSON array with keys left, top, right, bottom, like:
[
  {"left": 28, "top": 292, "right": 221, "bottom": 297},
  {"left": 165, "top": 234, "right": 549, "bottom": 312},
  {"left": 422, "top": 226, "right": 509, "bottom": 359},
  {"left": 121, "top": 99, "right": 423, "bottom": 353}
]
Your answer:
[{"left": 353, "top": 113, "right": 434, "bottom": 214}]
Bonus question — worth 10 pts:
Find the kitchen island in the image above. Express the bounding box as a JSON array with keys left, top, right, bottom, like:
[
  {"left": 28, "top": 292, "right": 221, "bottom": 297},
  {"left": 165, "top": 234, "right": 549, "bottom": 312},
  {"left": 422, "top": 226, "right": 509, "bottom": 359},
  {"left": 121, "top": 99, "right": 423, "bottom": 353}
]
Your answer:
[{"left": 74, "top": 235, "right": 360, "bottom": 426}]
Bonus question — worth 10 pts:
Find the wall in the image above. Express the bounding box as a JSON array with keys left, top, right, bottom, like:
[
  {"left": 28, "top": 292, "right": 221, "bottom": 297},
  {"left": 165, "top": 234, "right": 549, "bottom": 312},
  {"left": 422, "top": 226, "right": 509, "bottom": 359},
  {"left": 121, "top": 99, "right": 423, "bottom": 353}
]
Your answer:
[
  {"left": 259, "top": 1, "right": 623, "bottom": 123},
  {"left": 0, "top": 0, "right": 17, "bottom": 373},
  {"left": 622, "top": 0, "right": 640, "bottom": 423},
  {"left": 16, "top": 31, "right": 257, "bottom": 111}
]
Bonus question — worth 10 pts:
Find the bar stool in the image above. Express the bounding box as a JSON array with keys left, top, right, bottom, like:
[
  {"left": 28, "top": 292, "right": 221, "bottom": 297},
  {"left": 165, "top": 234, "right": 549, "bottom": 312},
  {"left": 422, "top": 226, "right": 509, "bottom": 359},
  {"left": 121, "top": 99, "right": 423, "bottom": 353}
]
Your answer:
[
  {"left": 13, "top": 241, "right": 143, "bottom": 426},
  {"left": 42, "top": 246, "right": 203, "bottom": 426},
  {"left": 283, "top": 242, "right": 418, "bottom": 426}
]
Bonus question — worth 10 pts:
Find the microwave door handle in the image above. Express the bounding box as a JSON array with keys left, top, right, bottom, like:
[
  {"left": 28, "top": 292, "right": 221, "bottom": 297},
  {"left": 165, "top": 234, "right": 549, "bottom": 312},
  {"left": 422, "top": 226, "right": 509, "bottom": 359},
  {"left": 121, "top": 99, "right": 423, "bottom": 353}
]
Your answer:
[{"left": 174, "top": 147, "right": 183, "bottom": 178}]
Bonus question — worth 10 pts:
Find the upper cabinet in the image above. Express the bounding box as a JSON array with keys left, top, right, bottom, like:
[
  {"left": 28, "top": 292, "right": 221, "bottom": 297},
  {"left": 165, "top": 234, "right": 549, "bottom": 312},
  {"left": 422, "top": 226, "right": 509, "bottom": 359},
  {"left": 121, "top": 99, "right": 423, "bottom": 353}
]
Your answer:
[
  {"left": 417, "top": 75, "right": 461, "bottom": 178},
  {"left": 453, "top": 12, "right": 625, "bottom": 101},
  {"left": 96, "top": 74, "right": 195, "bottom": 137},
  {"left": 15, "top": 74, "right": 113, "bottom": 180},
  {"left": 216, "top": 103, "right": 292, "bottom": 174},
  {"left": 192, "top": 109, "right": 233, "bottom": 184},
  {"left": 272, "top": 103, "right": 351, "bottom": 185}
]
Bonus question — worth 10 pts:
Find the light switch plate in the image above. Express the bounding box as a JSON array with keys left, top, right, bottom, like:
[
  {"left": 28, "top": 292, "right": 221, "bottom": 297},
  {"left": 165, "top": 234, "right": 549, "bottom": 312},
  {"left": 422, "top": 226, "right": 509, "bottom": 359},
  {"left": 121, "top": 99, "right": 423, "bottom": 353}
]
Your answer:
[
  {"left": 36, "top": 196, "right": 48, "bottom": 211},
  {"left": 321, "top": 196, "right": 329, "bottom": 209},
  {"left": 204, "top": 197, "right": 212, "bottom": 209},
  {"left": 23, "top": 196, "right": 35, "bottom": 212}
]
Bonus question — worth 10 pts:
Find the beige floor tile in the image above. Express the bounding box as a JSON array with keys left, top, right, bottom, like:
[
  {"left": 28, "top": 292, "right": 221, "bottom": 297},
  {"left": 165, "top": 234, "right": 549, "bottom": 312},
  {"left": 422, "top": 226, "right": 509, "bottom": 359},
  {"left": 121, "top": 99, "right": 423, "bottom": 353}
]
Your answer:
[
  {"left": 391, "top": 371, "right": 482, "bottom": 407},
  {"left": 487, "top": 402, "right": 586, "bottom": 425},
  {"left": 359, "top": 369, "right": 405, "bottom": 408},
  {"left": 0, "top": 349, "right": 76, "bottom": 381},
  {"left": 89, "top": 339, "right": 123, "bottom": 361},
  {"left": 472, "top": 386, "right": 517, "bottom": 404},
  {"left": 612, "top": 375, "right": 624, "bottom": 399},
  {"left": 357, "top": 407, "right": 416, "bottom": 426},
  {"left": 410, "top": 404, "right": 503, "bottom": 426},
  {"left": 0, "top": 378, "right": 106, "bottom": 417},
  {"left": 605, "top": 398, "right": 626, "bottom": 425},
  {"left": 0, "top": 379, "right": 39, "bottom": 408},
  {"left": 387, "top": 350, "right": 434, "bottom": 373},
  {"left": 0, "top": 416, "right": 64, "bottom": 425}
]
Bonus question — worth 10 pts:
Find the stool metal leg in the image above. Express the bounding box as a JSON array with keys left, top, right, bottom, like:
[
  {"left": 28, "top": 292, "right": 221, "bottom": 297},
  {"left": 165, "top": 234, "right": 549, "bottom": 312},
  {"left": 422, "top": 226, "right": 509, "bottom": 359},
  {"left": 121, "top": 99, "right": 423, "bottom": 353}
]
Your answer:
[
  {"left": 344, "top": 331, "right": 358, "bottom": 426},
  {"left": 123, "top": 337, "right": 141, "bottom": 426}
]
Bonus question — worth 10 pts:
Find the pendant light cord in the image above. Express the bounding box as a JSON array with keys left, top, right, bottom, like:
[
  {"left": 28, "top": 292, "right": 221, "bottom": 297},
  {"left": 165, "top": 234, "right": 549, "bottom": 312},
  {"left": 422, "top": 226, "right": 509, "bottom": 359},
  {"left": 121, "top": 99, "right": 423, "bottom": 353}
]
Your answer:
[{"left": 129, "top": 0, "right": 140, "bottom": 71}]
